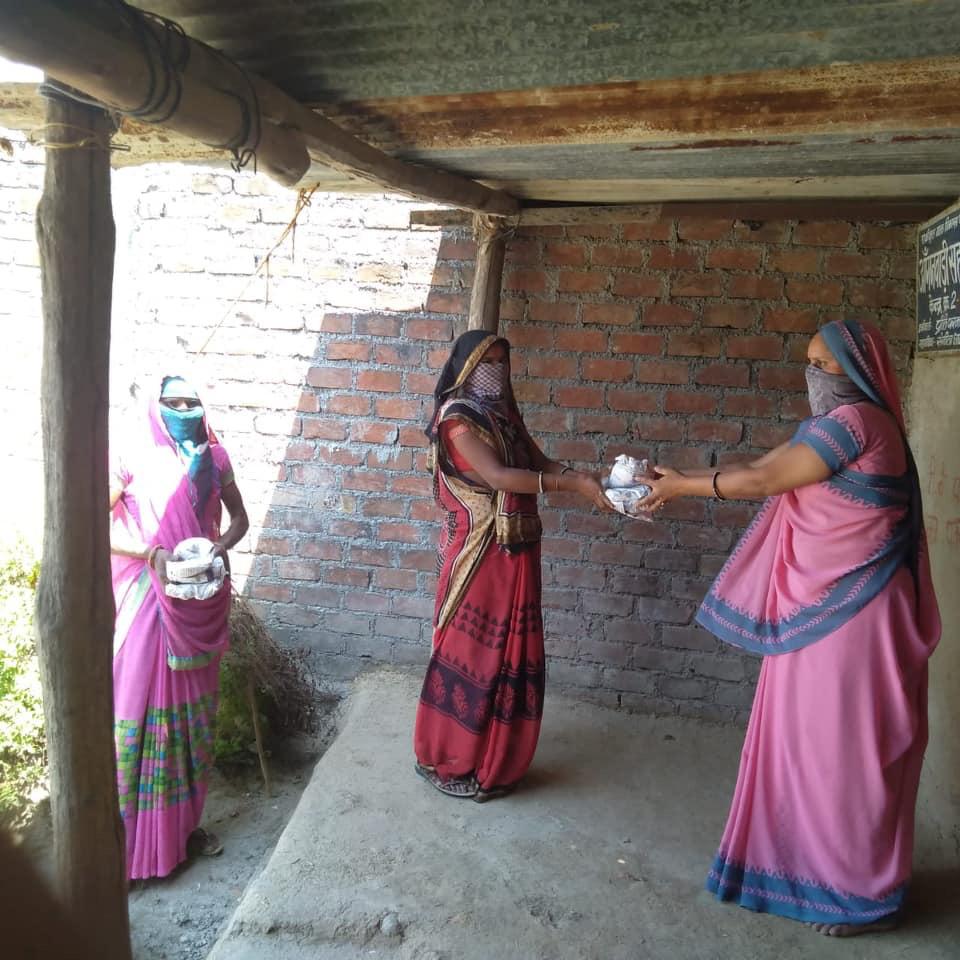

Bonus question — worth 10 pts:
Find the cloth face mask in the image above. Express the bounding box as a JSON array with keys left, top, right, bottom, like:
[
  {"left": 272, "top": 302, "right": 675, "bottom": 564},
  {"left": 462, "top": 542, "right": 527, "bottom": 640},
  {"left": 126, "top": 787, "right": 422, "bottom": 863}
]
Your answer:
[
  {"left": 464, "top": 362, "right": 509, "bottom": 401},
  {"left": 805, "top": 365, "right": 869, "bottom": 416}
]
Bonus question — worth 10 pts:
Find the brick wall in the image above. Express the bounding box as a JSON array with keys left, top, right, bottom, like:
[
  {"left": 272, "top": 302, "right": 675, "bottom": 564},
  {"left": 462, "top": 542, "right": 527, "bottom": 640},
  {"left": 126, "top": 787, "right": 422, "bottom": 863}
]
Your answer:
[{"left": 0, "top": 140, "right": 918, "bottom": 723}]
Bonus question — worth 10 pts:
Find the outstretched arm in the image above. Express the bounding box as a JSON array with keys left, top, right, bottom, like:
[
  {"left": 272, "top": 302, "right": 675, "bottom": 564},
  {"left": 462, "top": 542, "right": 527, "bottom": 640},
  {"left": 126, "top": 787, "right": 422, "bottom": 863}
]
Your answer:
[
  {"left": 641, "top": 442, "right": 831, "bottom": 509},
  {"left": 449, "top": 427, "right": 611, "bottom": 510}
]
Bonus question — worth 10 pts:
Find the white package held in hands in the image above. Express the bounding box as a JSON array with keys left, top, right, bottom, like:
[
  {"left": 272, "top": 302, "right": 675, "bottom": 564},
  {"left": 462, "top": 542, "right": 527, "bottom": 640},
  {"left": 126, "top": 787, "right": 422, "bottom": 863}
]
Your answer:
[
  {"left": 603, "top": 455, "right": 653, "bottom": 520},
  {"left": 164, "top": 536, "right": 226, "bottom": 600}
]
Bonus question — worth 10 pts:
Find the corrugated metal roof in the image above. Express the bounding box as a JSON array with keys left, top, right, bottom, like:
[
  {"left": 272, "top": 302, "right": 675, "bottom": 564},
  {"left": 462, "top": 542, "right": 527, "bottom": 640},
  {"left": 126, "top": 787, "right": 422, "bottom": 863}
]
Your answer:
[{"left": 4, "top": 2, "right": 960, "bottom": 203}]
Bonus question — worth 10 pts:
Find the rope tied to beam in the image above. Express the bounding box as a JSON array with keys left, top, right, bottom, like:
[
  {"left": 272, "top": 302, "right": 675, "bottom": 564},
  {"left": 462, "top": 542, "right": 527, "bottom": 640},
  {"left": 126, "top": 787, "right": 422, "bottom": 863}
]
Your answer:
[
  {"left": 42, "top": 0, "right": 264, "bottom": 175},
  {"left": 195, "top": 184, "right": 319, "bottom": 354}
]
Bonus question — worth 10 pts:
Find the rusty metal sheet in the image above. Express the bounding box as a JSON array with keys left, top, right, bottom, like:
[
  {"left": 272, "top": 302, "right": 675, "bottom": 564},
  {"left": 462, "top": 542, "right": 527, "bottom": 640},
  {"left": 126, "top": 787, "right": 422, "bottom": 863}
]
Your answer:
[
  {"left": 316, "top": 57, "right": 960, "bottom": 151},
  {"left": 149, "top": 1, "right": 960, "bottom": 101}
]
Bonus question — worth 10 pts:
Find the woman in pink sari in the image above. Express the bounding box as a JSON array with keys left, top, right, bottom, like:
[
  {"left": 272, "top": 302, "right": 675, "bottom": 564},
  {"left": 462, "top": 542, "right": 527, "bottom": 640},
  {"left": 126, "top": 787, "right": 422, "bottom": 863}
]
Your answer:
[
  {"left": 109, "top": 376, "right": 248, "bottom": 880},
  {"left": 640, "top": 320, "right": 940, "bottom": 935}
]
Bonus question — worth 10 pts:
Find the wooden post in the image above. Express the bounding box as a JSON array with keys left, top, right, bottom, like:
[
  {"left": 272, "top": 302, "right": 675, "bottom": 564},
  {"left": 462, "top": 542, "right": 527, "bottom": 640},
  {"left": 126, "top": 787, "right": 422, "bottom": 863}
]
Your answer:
[
  {"left": 34, "top": 92, "right": 131, "bottom": 960},
  {"left": 468, "top": 215, "right": 511, "bottom": 332}
]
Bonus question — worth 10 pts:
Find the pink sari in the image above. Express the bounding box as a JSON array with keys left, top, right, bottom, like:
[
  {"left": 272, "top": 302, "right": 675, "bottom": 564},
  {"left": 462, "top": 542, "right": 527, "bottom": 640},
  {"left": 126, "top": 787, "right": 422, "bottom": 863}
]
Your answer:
[
  {"left": 111, "top": 399, "right": 233, "bottom": 879},
  {"left": 702, "top": 322, "right": 941, "bottom": 925}
]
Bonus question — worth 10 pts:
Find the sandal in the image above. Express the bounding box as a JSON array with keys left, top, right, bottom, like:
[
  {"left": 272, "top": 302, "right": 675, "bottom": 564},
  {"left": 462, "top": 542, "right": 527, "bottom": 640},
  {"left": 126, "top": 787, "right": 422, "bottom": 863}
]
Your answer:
[
  {"left": 187, "top": 828, "right": 224, "bottom": 857},
  {"left": 473, "top": 783, "right": 516, "bottom": 804},
  {"left": 414, "top": 762, "right": 478, "bottom": 798}
]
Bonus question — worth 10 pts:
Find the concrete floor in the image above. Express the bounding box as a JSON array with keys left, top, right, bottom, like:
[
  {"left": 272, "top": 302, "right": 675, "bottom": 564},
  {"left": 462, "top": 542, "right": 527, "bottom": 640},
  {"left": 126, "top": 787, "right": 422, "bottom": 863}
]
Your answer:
[{"left": 209, "top": 670, "right": 960, "bottom": 960}]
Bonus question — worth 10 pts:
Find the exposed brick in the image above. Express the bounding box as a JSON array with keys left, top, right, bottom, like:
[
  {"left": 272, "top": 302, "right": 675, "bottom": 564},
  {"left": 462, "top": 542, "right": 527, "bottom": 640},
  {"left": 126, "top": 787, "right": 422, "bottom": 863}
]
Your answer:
[
  {"left": 762, "top": 307, "right": 818, "bottom": 333},
  {"left": 307, "top": 367, "right": 353, "bottom": 389},
  {"left": 662, "top": 625, "right": 717, "bottom": 652},
  {"left": 728, "top": 275, "right": 783, "bottom": 300},
  {"left": 847, "top": 280, "right": 910, "bottom": 310},
  {"left": 694, "top": 363, "right": 750, "bottom": 388},
  {"left": 607, "top": 390, "right": 659, "bottom": 413},
  {"left": 559, "top": 269, "right": 608, "bottom": 293},
  {"left": 376, "top": 397, "right": 421, "bottom": 420},
  {"left": 544, "top": 241, "right": 587, "bottom": 266},
  {"left": 528, "top": 355, "right": 578, "bottom": 378},
  {"left": 665, "top": 391, "right": 717, "bottom": 414},
  {"left": 325, "top": 340, "right": 371, "bottom": 362},
  {"left": 555, "top": 328, "right": 607, "bottom": 352},
  {"left": 302, "top": 418, "right": 347, "bottom": 441},
  {"left": 785, "top": 278, "right": 843, "bottom": 305},
  {"left": 582, "top": 303, "right": 636, "bottom": 326},
  {"left": 351, "top": 421, "right": 398, "bottom": 444},
  {"left": 504, "top": 268, "right": 548, "bottom": 294},
  {"left": 688, "top": 419, "right": 744, "bottom": 443},
  {"left": 860, "top": 224, "right": 915, "bottom": 250},
  {"left": 592, "top": 245, "right": 647, "bottom": 268},
  {"left": 504, "top": 325, "right": 553, "bottom": 349},
  {"left": 648, "top": 247, "right": 700, "bottom": 270},
  {"left": 555, "top": 386, "right": 605, "bottom": 408},
  {"left": 355, "top": 314, "right": 402, "bottom": 337},
  {"left": 328, "top": 395, "right": 372, "bottom": 416},
  {"left": 678, "top": 218, "right": 733, "bottom": 241},
  {"left": 702, "top": 303, "right": 755, "bottom": 329},
  {"left": 793, "top": 222, "right": 853, "bottom": 246},
  {"left": 706, "top": 247, "right": 762, "bottom": 271},
  {"left": 610, "top": 332, "right": 663, "bottom": 355},
  {"left": 405, "top": 318, "right": 453, "bottom": 341},
  {"left": 824, "top": 252, "right": 884, "bottom": 277},
  {"left": 728, "top": 220, "right": 787, "bottom": 244},
  {"left": 635, "top": 360, "right": 689, "bottom": 385},
  {"left": 582, "top": 358, "right": 635, "bottom": 382},
  {"left": 424, "top": 291, "right": 467, "bottom": 314},
  {"left": 553, "top": 439, "right": 599, "bottom": 461},
  {"left": 757, "top": 366, "right": 806, "bottom": 391},
  {"left": 670, "top": 272, "right": 724, "bottom": 297},
  {"left": 375, "top": 343, "right": 423, "bottom": 366},
  {"left": 357, "top": 370, "right": 402, "bottom": 392},
  {"left": 725, "top": 334, "right": 784, "bottom": 360},
  {"left": 643, "top": 304, "right": 696, "bottom": 327},
  {"left": 667, "top": 332, "right": 722, "bottom": 357},
  {"left": 438, "top": 236, "right": 477, "bottom": 259},
  {"left": 767, "top": 248, "right": 819, "bottom": 274},
  {"left": 529, "top": 300, "right": 578, "bottom": 325},
  {"left": 611, "top": 274, "right": 664, "bottom": 298},
  {"left": 623, "top": 220, "right": 673, "bottom": 241},
  {"left": 722, "top": 394, "right": 776, "bottom": 417}
]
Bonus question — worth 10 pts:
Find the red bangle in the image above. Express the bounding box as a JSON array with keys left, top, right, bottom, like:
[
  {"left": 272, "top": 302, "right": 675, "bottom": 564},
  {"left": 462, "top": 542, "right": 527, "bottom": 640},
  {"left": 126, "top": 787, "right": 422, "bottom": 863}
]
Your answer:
[
  {"left": 712, "top": 472, "right": 726, "bottom": 501},
  {"left": 146, "top": 545, "right": 160, "bottom": 569}
]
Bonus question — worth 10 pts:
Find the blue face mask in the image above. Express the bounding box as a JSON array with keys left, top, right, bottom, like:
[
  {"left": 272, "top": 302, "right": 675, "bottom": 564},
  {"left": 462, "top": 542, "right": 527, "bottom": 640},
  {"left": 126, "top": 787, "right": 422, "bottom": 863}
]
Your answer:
[{"left": 160, "top": 405, "right": 206, "bottom": 445}]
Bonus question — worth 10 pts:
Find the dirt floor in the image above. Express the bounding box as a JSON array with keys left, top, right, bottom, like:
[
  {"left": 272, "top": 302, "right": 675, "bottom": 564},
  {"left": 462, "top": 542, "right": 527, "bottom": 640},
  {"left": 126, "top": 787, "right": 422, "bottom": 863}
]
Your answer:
[{"left": 20, "top": 701, "right": 341, "bottom": 960}]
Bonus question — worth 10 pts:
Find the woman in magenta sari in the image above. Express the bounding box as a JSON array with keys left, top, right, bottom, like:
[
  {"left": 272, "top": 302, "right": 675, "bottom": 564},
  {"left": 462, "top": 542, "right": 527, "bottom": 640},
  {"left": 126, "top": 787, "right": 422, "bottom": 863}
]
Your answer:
[
  {"left": 109, "top": 376, "right": 248, "bottom": 879},
  {"left": 640, "top": 320, "right": 940, "bottom": 936},
  {"left": 415, "top": 331, "right": 608, "bottom": 801}
]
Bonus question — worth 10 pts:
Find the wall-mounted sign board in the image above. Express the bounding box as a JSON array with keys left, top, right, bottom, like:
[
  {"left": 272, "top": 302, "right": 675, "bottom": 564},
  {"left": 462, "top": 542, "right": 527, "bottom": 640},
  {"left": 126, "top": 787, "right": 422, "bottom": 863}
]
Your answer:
[{"left": 917, "top": 200, "right": 960, "bottom": 355}]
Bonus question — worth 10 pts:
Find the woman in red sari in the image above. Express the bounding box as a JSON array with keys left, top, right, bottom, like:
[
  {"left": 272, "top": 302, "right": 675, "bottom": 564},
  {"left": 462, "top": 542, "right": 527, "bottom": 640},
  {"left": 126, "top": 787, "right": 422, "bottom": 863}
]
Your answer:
[{"left": 414, "top": 331, "right": 608, "bottom": 802}]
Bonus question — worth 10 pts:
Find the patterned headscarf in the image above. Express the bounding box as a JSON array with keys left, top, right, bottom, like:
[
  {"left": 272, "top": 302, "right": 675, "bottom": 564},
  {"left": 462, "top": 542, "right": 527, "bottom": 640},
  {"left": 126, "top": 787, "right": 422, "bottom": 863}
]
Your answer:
[
  {"left": 425, "top": 331, "right": 513, "bottom": 441},
  {"left": 819, "top": 320, "right": 924, "bottom": 587}
]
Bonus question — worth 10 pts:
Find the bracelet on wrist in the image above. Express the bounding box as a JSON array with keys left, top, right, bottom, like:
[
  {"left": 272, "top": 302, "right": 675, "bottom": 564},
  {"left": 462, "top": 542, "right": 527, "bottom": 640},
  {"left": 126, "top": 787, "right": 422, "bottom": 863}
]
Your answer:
[
  {"left": 146, "top": 545, "right": 160, "bottom": 569},
  {"left": 712, "top": 471, "right": 726, "bottom": 501}
]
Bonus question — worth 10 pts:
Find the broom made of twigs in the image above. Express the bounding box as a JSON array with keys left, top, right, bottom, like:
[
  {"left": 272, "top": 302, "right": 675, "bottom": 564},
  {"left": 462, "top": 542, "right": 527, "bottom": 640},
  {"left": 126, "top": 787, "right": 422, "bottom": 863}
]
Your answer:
[{"left": 226, "top": 591, "right": 318, "bottom": 795}]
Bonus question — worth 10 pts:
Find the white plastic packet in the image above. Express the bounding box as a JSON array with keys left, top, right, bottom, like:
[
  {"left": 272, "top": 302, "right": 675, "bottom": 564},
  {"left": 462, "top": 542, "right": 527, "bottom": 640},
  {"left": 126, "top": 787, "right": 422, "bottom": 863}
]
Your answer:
[
  {"left": 603, "top": 455, "right": 653, "bottom": 520},
  {"left": 164, "top": 536, "right": 227, "bottom": 600}
]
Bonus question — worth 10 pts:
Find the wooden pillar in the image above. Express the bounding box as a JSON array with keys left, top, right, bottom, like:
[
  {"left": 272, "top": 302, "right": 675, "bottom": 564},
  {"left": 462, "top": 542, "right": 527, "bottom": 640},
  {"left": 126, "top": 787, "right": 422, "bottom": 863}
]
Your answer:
[
  {"left": 468, "top": 215, "right": 511, "bottom": 332},
  {"left": 34, "top": 92, "right": 131, "bottom": 960}
]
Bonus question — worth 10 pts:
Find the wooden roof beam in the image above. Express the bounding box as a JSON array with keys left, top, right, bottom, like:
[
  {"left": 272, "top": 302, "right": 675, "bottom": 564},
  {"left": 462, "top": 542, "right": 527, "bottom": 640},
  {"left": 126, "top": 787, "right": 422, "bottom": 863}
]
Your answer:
[
  {"left": 411, "top": 199, "right": 949, "bottom": 229},
  {"left": 0, "top": 0, "right": 519, "bottom": 215}
]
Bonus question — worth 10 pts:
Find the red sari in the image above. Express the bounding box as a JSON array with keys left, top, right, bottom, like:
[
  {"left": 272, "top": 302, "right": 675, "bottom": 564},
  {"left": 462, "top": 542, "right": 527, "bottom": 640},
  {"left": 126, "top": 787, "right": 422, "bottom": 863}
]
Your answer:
[{"left": 414, "top": 401, "right": 545, "bottom": 791}]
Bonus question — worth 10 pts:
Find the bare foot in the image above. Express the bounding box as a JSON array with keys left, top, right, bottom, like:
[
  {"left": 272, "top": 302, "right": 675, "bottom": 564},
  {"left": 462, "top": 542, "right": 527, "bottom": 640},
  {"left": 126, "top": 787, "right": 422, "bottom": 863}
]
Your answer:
[{"left": 807, "top": 918, "right": 899, "bottom": 937}]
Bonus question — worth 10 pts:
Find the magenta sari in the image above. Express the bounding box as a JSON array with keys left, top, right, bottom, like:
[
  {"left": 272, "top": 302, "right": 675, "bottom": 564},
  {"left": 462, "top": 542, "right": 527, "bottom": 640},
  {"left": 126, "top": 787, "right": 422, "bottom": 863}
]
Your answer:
[
  {"left": 702, "top": 321, "right": 941, "bottom": 925},
  {"left": 111, "top": 398, "right": 233, "bottom": 879}
]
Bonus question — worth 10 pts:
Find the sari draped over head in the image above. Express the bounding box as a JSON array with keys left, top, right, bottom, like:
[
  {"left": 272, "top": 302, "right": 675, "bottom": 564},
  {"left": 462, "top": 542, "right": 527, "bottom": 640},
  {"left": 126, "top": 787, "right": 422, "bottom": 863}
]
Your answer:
[
  {"left": 425, "top": 330, "right": 542, "bottom": 630},
  {"left": 702, "top": 320, "right": 941, "bottom": 925},
  {"left": 697, "top": 319, "right": 925, "bottom": 654},
  {"left": 415, "top": 330, "right": 546, "bottom": 792},
  {"left": 111, "top": 378, "right": 234, "bottom": 879}
]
